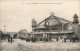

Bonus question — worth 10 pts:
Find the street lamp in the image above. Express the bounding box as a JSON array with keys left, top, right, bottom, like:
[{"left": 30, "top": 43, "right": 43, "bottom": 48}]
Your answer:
[{"left": 4, "top": 25, "right": 6, "bottom": 33}]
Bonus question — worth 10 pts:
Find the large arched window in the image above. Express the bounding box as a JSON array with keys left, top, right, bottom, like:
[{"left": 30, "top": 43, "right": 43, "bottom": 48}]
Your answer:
[
  {"left": 45, "top": 18, "right": 62, "bottom": 30},
  {"left": 64, "top": 23, "right": 73, "bottom": 30}
]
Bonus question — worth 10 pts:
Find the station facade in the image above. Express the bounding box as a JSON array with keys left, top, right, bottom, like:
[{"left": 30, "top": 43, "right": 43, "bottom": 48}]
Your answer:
[{"left": 30, "top": 13, "right": 80, "bottom": 41}]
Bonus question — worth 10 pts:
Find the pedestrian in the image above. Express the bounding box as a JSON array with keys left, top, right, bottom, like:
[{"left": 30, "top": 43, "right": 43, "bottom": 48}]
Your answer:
[
  {"left": 58, "top": 36, "right": 60, "bottom": 42},
  {"left": 10, "top": 37, "right": 12, "bottom": 43},
  {"left": 64, "top": 36, "right": 66, "bottom": 42},
  {"left": 62, "top": 36, "right": 64, "bottom": 43},
  {"left": 8, "top": 37, "right": 10, "bottom": 42}
]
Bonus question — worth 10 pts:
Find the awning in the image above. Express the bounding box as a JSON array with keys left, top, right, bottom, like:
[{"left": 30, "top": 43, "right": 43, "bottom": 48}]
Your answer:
[{"left": 30, "top": 31, "right": 73, "bottom": 34}]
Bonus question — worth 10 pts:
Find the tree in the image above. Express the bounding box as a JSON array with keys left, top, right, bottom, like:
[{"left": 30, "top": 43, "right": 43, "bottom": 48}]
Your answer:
[
  {"left": 0, "top": 30, "right": 3, "bottom": 37},
  {"left": 18, "top": 29, "right": 29, "bottom": 39}
]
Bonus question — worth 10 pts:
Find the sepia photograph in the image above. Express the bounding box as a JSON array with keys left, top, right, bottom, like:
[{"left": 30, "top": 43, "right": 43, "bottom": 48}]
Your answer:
[{"left": 0, "top": 0, "right": 80, "bottom": 51}]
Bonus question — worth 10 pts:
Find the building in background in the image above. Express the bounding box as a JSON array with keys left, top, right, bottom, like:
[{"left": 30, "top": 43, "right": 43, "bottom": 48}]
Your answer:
[{"left": 7, "top": 32, "right": 18, "bottom": 38}]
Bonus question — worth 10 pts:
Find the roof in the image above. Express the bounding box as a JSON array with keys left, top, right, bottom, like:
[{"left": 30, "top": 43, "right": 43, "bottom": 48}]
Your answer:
[
  {"left": 73, "top": 14, "right": 78, "bottom": 18},
  {"left": 7, "top": 32, "right": 18, "bottom": 34},
  {"left": 36, "top": 15, "right": 72, "bottom": 27}
]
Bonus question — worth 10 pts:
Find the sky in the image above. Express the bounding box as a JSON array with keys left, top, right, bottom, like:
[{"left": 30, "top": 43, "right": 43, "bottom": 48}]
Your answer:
[{"left": 0, "top": 0, "right": 80, "bottom": 32}]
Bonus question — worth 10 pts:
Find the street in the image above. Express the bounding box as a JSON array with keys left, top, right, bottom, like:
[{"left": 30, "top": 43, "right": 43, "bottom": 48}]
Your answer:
[{"left": 1, "top": 39, "right": 80, "bottom": 51}]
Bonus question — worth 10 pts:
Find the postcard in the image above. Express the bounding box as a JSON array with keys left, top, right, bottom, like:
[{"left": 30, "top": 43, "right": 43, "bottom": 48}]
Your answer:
[{"left": 0, "top": 0, "right": 80, "bottom": 51}]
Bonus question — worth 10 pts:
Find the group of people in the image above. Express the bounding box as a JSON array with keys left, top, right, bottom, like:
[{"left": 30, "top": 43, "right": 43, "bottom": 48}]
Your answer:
[
  {"left": 56, "top": 36, "right": 66, "bottom": 42},
  {"left": 56, "top": 35, "right": 80, "bottom": 42}
]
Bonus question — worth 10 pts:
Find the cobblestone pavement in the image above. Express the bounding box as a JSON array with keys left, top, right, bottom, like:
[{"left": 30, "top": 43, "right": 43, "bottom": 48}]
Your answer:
[{"left": 1, "top": 39, "right": 80, "bottom": 51}]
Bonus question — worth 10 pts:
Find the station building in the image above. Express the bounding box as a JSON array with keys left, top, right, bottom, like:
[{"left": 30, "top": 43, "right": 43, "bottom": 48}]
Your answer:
[{"left": 30, "top": 13, "right": 80, "bottom": 41}]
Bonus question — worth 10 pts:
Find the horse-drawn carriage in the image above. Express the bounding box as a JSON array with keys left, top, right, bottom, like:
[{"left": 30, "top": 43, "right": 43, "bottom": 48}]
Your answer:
[{"left": 0, "top": 33, "right": 12, "bottom": 43}]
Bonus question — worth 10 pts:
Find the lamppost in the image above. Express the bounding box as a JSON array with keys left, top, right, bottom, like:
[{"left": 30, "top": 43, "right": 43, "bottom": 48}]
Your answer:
[
  {"left": 4, "top": 25, "right": 6, "bottom": 33},
  {"left": 4, "top": 25, "right": 7, "bottom": 34}
]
